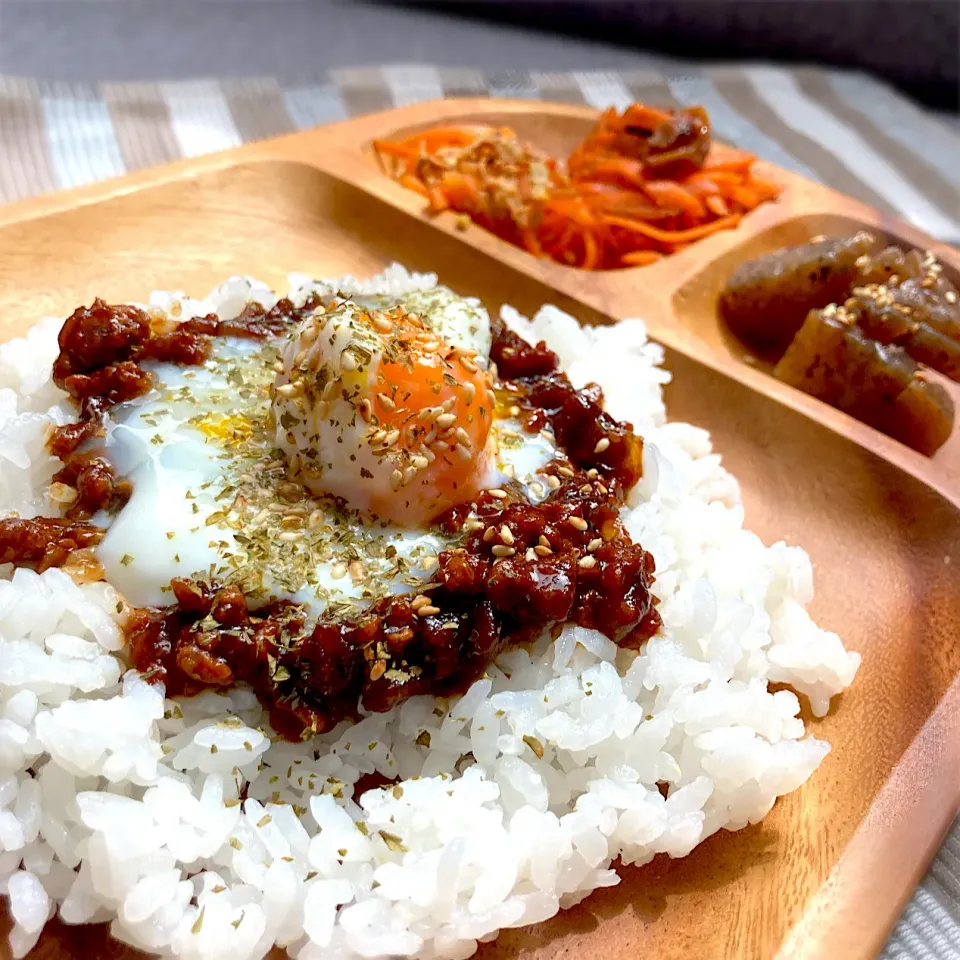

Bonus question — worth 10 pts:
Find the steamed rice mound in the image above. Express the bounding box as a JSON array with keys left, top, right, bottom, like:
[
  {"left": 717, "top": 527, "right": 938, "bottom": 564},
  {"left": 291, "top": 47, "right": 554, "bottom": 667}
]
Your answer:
[{"left": 0, "top": 266, "right": 860, "bottom": 960}]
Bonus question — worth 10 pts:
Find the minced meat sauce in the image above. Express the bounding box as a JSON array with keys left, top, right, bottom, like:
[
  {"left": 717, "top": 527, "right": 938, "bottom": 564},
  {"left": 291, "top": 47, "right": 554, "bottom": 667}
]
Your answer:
[{"left": 1, "top": 299, "right": 660, "bottom": 740}]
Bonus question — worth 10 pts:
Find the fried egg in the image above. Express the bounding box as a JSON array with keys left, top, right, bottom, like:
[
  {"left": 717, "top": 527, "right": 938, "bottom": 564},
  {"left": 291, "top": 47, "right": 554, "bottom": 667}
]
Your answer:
[{"left": 93, "top": 283, "right": 557, "bottom": 614}]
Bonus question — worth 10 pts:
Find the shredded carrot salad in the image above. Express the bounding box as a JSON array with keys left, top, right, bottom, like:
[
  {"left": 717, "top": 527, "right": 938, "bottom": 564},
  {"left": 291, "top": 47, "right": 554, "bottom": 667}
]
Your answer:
[{"left": 374, "top": 104, "right": 780, "bottom": 270}]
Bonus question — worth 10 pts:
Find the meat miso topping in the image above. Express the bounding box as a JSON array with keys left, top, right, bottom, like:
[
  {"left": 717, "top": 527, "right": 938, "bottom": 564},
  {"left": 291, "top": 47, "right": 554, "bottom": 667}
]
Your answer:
[
  {"left": 127, "top": 455, "right": 659, "bottom": 740},
  {"left": 2, "top": 293, "right": 661, "bottom": 741},
  {"left": 2, "top": 295, "right": 322, "bottom": 568}
]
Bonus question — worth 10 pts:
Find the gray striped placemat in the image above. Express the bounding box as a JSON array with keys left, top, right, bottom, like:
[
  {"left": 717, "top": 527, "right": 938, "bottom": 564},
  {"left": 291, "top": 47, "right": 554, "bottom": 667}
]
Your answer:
[
  {"left": 0, "top": 63, "right": 959, "bottom": 959},
  {"left": 0, "top": 64, "right": 958, "bottom": 241}
]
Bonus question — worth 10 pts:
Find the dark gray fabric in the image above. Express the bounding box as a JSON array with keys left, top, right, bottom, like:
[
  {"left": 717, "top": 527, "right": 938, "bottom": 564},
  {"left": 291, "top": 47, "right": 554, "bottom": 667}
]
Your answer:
[{"left": 416, "top": 0, "right": 960, "bottom": 110}]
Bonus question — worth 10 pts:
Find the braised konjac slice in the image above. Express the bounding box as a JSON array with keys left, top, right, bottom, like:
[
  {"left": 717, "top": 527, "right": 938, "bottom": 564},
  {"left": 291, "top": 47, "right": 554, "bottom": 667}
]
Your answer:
[
  {"left": 879, "top": 376, "right": 955, "bottom": 457},
  {"left": 774, "top": 306, "right": 954, "bottom": 455},
  {"left": 720, "top": 232, "right": 883, "bottom": 352},
  {"left": 851, "top": 285, "right": 960, "bottom": 382}
]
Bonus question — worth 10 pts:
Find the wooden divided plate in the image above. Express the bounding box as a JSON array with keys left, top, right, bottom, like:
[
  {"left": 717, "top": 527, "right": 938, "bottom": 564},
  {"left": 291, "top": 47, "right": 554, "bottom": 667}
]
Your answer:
[{"left": 1, "top": 99, "right": 959, "bottom": 960}]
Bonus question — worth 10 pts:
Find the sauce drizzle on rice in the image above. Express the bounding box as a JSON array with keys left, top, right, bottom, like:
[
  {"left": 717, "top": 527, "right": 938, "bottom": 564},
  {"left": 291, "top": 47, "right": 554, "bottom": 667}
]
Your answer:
[{"left": 0, "top": 291, "right": 661, "bottom": 740}]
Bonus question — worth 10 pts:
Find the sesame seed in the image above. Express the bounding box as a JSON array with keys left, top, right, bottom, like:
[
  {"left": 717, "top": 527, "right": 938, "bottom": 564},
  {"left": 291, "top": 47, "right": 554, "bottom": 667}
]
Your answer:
[
  {"left": 48, "top": 482, "right": 77, "bottom": 505},
  {"left": 500, "top": 525, "right": 515, "bottom": 545},
  {"left": 340, "top": 350, "right": 357, "bottom": 371},
  {"left": 491, "top": 545, "right": 516, "bottom": 558},
  {"left": 455, "top": 443, "right": 472, "bottom": 462},
  {"left": 412, "top": 455, "right": 430, "bottom": 470},
  {"left": 578, "top": 555, "right": 597, "bottom": 569},
  {"left": 276, "top": 383, "right": 298, "bottom": 398},
  {"left": 331, "top": 562, "right": 347, "bottom": 580},
  {"left": 454, "top": 427, "right": 472, "bottom": 446},
  {"left": 403, "top": 466, "right": 418, "bottom": 485},
  {"left": 390, "top": 469, "right": 403, "bottom": 490},
  {"left": 321, "top": 380, "right": 338, "bottom": 401},
  {"left": 463, "top": 382, "right": 476, "bottom": 404},
  {"left": 432, "top": 440, "right": 450, "bottom": 453},
  {"left": 594, "top": 437, "right": 611, "bottom": 454},
  {"left": 422, "top": 447, "right": 436, "bottom": 463},
  {"left": 278, "top": 531, "right": 303, "bottom": 542},
  {"left": 378, "top": 393, "right": 396, "bottom": 412},
  {"left": 294, "top": 349, "right": 308, "bottom": 367},
  {"left": 587, "top": 538, "right": 603, "bottom": 552},
  {"left": 436, "top": 413, "right": 457, "bottom": 429},
  {"left": 418, "top": 605, "right": 441, "bottom": 617},
  {"left": 460, "top": 357, "right": 479, "bottom": 373},
  {"left": 442, "top": 397, "right": 457, "bottom": 412},
  {"left": 384, "top": 429, "right": 401, "bottom": 447},
  {"left": 372, "top": 315, "right": 393, "bottom": 334},
  {"left": 546, "top": 475, "right": 561, "bottom": 490},
  {"left": 488, "top": 488, "right": 508, "bottom": 500},
  {"left": 568, "top": 516, "right": 589, "bottom": 531},
  {"left": 358, "top": 398, "right": 373, "bottom": 422}
]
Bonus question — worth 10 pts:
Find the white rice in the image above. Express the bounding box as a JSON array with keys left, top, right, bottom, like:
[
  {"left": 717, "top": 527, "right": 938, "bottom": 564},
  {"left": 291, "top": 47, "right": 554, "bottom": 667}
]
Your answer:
[{"left": 0, "top": 266, "right": 860, "bottom": 959}]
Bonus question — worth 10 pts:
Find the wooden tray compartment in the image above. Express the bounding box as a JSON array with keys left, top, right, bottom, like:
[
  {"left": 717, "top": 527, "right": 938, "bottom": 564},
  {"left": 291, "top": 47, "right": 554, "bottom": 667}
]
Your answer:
[
  {"left": 352, "top": 100, "right": 960, "bottom": 490},
  {"left": 0, "top": 102, "right": 959, "bottom": 960}
]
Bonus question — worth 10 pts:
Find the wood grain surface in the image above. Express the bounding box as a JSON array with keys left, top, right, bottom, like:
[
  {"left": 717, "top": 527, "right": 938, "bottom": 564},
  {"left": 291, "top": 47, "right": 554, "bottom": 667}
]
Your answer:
[{"left": 0, "top": 99, "right": 958, "bottom": 960}]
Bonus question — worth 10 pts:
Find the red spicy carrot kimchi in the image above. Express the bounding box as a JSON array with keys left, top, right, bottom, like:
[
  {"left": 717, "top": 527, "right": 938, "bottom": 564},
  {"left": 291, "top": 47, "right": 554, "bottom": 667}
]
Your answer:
[{"left": 373, "top": 105, "right": 780, "bottom": 270}]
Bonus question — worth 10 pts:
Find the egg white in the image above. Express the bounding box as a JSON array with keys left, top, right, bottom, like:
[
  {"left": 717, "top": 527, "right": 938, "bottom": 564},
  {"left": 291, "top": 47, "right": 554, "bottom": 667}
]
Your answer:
[{"left": 94, "top": 288, "right": 555, "bottom": 615}]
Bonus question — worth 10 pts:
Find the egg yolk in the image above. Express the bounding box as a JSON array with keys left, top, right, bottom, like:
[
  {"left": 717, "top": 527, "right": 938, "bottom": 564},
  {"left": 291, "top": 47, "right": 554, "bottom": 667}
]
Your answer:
[
  {"left": 273, "top": 302, "right": 498, "bottom": 527},
  {"left": 366, "top": 314, "right": 495, "bottom": 524}
]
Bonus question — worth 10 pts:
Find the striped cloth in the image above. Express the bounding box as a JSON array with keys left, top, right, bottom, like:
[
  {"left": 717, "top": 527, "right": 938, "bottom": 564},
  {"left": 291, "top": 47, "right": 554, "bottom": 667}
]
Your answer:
[
  {"left": 1, "top": 64, "right": 960, "bottom": 958},
  {"left": 0, "top": 65, "right": 958, "bottom": 241}
]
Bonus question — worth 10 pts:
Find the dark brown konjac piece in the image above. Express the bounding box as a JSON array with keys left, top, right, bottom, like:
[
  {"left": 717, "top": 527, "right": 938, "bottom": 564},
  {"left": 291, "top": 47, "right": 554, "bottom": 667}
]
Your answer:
[
  {"left": 127, "top": 319, "right": 659, "bottom": 741},
  {"left": 721, "top": 234, "right": 960, "bottom": 456},
  {"left": 719, "top": 232, "right": 882, "bottom": 353},
  {"left": 773, "top": 305, "right": 955, "bottom": 457}
]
